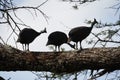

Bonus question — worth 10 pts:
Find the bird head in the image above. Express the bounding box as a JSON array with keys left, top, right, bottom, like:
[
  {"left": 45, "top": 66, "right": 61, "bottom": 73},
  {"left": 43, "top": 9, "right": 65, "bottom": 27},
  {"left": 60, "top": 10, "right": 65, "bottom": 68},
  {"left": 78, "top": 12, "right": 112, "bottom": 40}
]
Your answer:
[
  {"left": 93, "top": 18, "right": 98, "bottom": 24},
  {"left": 67, "top": 38, "right": 75, "bottom": 49},
  {"left": 67, "top": 42, "right": 75, "bottom": 49},
  {"left": 41, "top": 28, "right": 47, "bottom": 33},
  {"left": 70, "top": 43, "right": 76, "bottom": 49}
]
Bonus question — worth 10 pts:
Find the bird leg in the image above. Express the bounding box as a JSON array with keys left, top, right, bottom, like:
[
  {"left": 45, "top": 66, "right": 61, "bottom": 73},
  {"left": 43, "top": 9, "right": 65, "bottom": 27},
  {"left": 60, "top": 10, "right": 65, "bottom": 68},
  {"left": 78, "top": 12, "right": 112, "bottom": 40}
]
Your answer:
[
  {"left": 76, "top": 42, "right": 78, "bottom": 50},
  {"left": 22, "top": 44, "right": 24, "bottom": 51},
  {"left": 25, "top": 44, "right": 27, "bottom": 51},
  {"left": 76, "top": 41, "right": 83, "bottom": 53},
  {"left": 79, "top": 41, "right": 83, "bottom": 50},
  {"left": 58, "top": 46, "right": 60, "bottom": 52},
  {"left": 27, "top": 44, "right": 29, "bottom": 51},
  {"left": 54, "top": 46, "right": 57, "bottom": 52}
]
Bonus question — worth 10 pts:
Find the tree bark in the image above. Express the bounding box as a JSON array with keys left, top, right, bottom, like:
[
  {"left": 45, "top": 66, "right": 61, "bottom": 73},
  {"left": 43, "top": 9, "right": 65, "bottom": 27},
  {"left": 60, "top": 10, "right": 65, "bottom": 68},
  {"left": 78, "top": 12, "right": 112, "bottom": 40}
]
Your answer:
[{"left": 0, "top": 43, "right": 120, "bottom": 74}]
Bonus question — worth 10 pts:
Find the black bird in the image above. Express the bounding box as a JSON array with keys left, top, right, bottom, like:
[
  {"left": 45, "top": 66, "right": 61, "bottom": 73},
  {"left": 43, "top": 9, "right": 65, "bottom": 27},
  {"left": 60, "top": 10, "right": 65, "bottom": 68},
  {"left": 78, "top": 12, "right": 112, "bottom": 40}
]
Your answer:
[
  {"left": 17, "top": 28, "right": 47, "bottom": 51},
  {"left": 68, "top": 18, "right": 98, "bottom": 50},
  {"left": 46, "top": 31, "right": 75, "bottom": 51}
]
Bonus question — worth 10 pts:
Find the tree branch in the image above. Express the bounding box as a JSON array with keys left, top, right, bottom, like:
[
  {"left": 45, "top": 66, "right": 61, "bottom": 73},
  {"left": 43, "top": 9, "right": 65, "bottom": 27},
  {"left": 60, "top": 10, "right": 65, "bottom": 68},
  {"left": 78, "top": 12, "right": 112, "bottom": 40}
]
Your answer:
[
  {"left": 61, "top": 0, "right": 97, "bottom": 4},
  {"left": 92, "top": 33, "right": 120, "bottom": 44},
  {"left": 0, "top": 43, "right": 120, "bottom": 74}
]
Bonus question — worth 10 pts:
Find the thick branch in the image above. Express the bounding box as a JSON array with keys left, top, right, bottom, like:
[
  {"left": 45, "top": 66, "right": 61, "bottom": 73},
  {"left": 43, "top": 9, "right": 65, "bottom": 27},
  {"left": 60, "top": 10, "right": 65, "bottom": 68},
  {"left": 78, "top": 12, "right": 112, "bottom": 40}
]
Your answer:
[{"left": 0, "top": 43, "right": 120, "bottom": 74}]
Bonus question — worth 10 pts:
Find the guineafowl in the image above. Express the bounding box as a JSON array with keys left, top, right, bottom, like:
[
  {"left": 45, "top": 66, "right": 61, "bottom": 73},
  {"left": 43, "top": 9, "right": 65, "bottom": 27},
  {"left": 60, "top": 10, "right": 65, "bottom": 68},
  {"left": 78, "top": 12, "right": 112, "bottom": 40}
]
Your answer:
[
  {"left": 17, "top": 28, "right": 47, "bottom": 51},
  {"left": 68, "top": 18, "right": 98, "bottom": 50},
  {"left": 46, "top": 31, "right": 75, "bottom": 51}
]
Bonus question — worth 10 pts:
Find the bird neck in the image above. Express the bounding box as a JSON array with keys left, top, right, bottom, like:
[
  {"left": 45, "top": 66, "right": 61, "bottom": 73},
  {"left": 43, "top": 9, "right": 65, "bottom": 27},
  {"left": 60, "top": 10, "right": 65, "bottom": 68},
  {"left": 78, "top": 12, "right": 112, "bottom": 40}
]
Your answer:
[
  {"left": 38, "top": 32, "right": 42, "bottom": 35},
  {"left": 39, "top": 31, "right": 45, "bottom": 35},
  {"left": 90, "top": 21, "right": 96, "bottom": 31},
  {"left": 39, "top": 28, "right": 47, "bottom": 35}
]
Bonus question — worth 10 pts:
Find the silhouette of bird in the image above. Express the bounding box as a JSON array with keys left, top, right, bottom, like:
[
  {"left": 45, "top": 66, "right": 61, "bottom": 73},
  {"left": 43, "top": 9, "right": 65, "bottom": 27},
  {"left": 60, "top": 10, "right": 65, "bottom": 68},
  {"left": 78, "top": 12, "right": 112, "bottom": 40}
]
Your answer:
[
  {"left": 17, "top": 28, "right": 47, "bottom": 51},
  {"left": 68, "top": 18, "right": 98, "bottom": 50},
  {"left": 46, "top": 31, "right": 75, "bottom": 51}
]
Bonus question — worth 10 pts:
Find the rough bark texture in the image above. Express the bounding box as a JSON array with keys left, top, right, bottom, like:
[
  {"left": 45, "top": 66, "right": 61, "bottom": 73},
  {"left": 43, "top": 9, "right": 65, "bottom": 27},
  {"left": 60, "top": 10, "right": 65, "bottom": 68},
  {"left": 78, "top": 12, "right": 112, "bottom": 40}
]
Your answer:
[{"left": 0, "top": 43, "right": 120, "bottom": 74}]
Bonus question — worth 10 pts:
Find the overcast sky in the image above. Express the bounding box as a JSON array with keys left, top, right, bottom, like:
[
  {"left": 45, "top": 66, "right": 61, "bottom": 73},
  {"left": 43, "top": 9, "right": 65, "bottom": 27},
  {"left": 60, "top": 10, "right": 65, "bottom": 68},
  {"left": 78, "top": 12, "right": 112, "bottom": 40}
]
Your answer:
[
  {"left": 0, "top": 0, "right": 120, "bottom": 80},
  {"left": 0, "top": 0, "right": 119, "bottom": 51}
]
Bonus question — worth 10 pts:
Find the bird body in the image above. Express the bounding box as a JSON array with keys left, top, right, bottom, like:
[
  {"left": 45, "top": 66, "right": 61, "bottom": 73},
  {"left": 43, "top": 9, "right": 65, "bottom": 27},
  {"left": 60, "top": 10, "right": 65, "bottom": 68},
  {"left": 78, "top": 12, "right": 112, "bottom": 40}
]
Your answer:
[
  {"left": 69, "top": 26, "right": 91, "bottom": 42},
  {"left": 68, "top": 18, "right": 98, "bottom": 50},
  {"left": 17, "top": 28, "right": 40, "bottom": 44},
  {"left": 17, "top": 28, "right": 46, "bottom": 51},
  {"left": 46, "top": 31, "right": 75, "bottom": 51}
]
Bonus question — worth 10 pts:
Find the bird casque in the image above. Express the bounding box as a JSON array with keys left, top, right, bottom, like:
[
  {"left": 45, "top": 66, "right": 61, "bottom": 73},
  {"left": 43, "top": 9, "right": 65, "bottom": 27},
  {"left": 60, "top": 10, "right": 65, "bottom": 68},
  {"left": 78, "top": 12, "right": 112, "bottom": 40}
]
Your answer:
[
  {"left": 46, "top": 31, "right": 75, "bottom": 51},
  {"left": 68, "top": 18, "right": 98, "bottom": 50},
  {"left": 17, "top": 28, "right": 47, "bottom": 51}
]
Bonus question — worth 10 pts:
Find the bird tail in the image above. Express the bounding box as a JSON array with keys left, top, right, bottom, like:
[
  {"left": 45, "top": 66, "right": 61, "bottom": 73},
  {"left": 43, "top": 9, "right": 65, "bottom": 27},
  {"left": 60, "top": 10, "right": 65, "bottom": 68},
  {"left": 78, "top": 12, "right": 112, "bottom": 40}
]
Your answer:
[
  {"left": 46, "top": 41, "right": 49, "bottom": 46},
  {"left": 16, "top": 38, "right": 20, "bottom": 42}
]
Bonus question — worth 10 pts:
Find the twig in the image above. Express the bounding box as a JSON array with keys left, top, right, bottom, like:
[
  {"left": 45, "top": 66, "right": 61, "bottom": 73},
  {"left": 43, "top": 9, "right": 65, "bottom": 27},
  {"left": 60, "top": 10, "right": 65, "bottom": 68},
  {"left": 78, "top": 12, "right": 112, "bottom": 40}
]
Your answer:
[
  {"left": 109, "top": 2, "right": 120, "bottom": 15},
  {"left": 0, "top": 21, "right": 7, "bottom": 24},
  {"left": 16, "top": 23, "right": 31, "bottom": 28},
  {"left": 13, "top": 37, "right": 18, "bottom": 48},
  {"left": 7, "top": 12, "right": 21, "bottom": 32},
  {"left": 92, "top": 33, "right": 120, "bottom": 44},
  {"left": 0, "top": 36, "right": 6, "bottom": 45},
  {"left": 92, "top": 40, "right": 99, "bottom": 48},
  {"left": 37, "top": 0, "right": 49, "bottom": 8},
  {"left": 6, "top": 6, "right": 49, "bottom": 24},
  {"left": 89, "top": 69, "right": 108, "bottom": 80}
]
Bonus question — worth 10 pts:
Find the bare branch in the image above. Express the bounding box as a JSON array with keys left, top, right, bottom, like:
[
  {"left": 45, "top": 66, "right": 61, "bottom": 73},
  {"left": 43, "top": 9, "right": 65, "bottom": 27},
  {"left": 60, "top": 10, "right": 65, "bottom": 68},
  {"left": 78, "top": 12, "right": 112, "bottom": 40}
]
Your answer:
[
  {"left": 109, "top": 2, "right": 120, "bottom": 15},
  {"left": 37, "top": 0, "right": 49, "bottom": 8},
  {"left": 0, "top": 0, "right": 49, "bottom": 44},
  {"left": 90, "top": 69, "right": 114, "bottom": 80},
  {"left": 7, "top": 12, "right": 21, "bottom": 32},
  {"left": 16, "top": 23, "right": 31, "bottom": 28},
  {"left": 5, "top": 6, "right": 49, "bottom": 24},
  {"left": 0, "top": 36, "right": 6, "bottom": 45},
  {"left": 0, "top": 43, "right": 120, "bottom": 75},
  {"left": 92, "top": 33, "right": 120, "bottom": 44},
  {"left": 0, "top": 21, "right": 7, "bottom": 24},
  {"left": 61, "top": 0, "right": 97, "bottom": 4}
]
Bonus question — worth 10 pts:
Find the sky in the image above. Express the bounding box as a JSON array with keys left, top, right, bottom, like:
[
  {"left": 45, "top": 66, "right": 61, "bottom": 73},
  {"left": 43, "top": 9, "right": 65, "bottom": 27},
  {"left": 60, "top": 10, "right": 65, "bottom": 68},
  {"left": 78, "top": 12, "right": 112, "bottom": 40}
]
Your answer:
[
  {"left": 0, "top": 0, "right": 119, "bottom": 51},
  {"left": 0, "top": 0, "right": 120, "bottom": 80}
]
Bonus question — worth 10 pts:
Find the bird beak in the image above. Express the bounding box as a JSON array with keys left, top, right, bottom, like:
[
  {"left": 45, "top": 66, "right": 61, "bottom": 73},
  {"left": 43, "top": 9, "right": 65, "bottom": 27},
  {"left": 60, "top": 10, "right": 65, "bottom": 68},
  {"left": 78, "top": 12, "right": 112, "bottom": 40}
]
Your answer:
[{"left": 94, "top": 18, "right": 98, "bottom": 24}]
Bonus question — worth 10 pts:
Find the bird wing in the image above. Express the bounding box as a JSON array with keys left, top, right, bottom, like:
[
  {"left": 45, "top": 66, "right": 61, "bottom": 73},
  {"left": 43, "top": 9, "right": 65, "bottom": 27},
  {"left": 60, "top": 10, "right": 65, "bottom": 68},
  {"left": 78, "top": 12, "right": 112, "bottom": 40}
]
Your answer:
[{"left": 69, "top": 26, "right": 88, "bottom": 36}]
